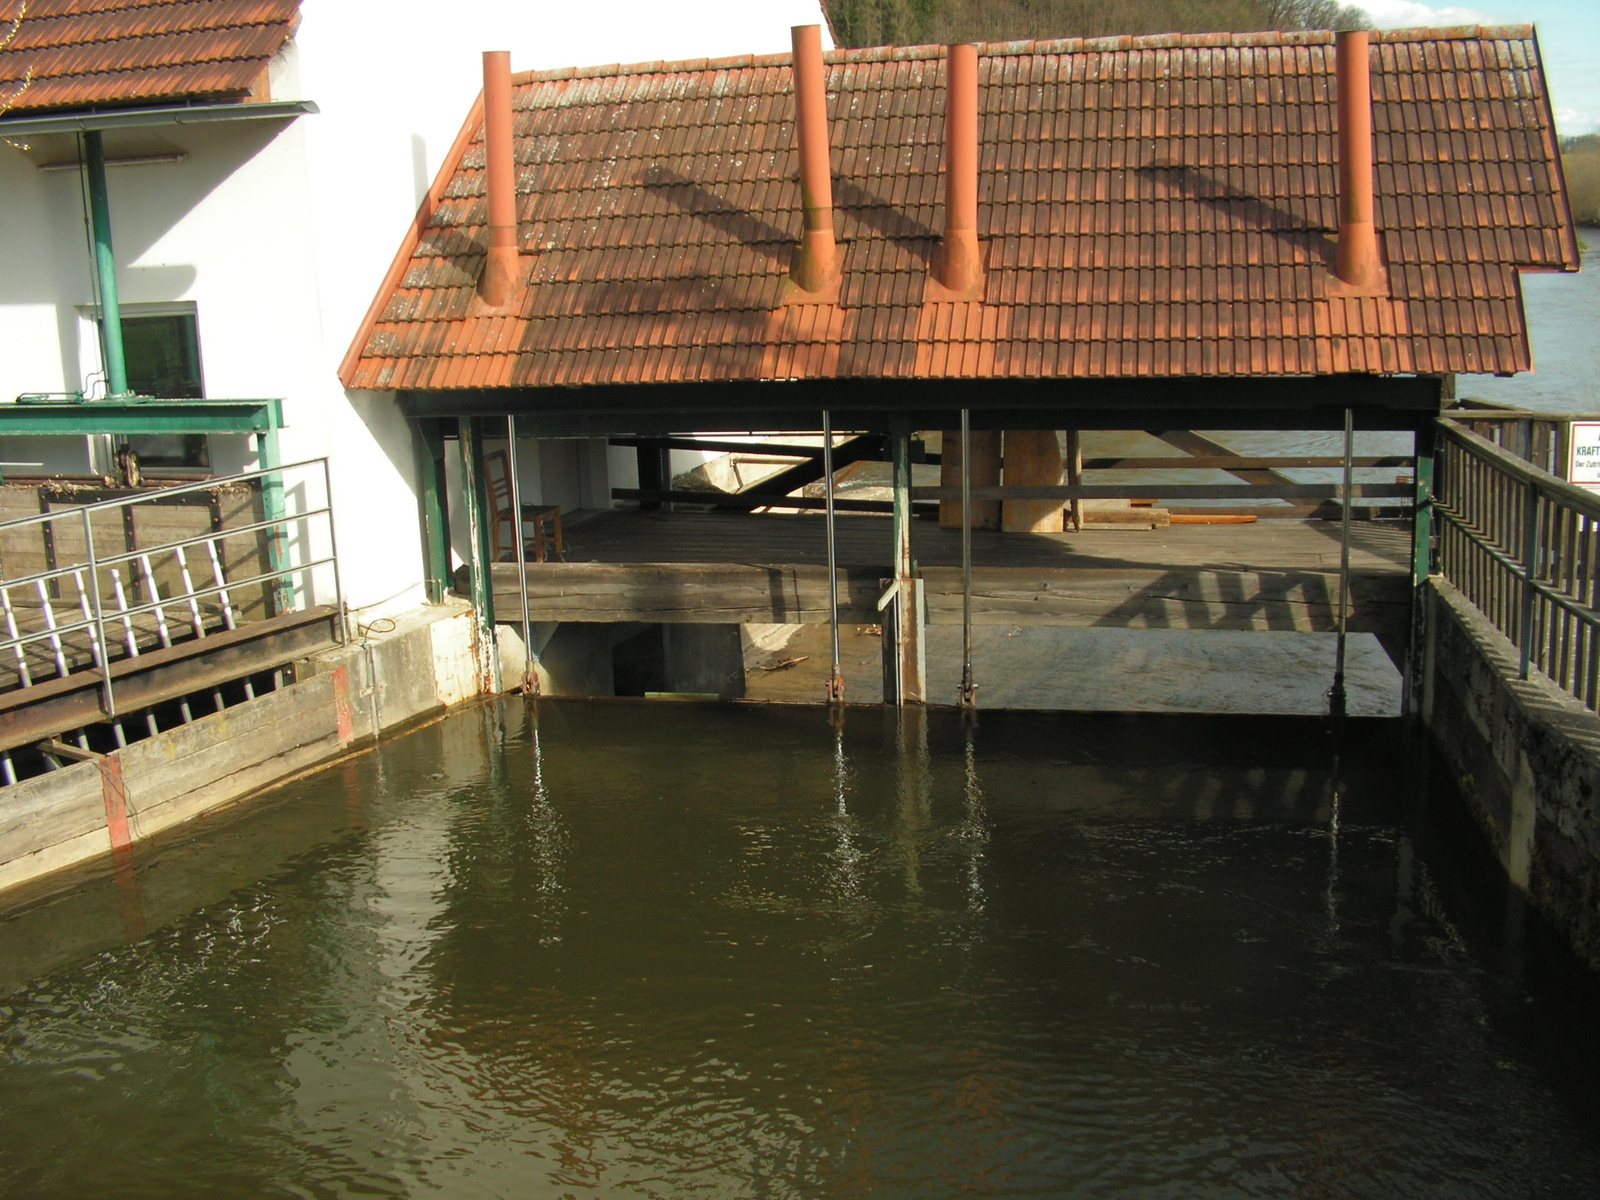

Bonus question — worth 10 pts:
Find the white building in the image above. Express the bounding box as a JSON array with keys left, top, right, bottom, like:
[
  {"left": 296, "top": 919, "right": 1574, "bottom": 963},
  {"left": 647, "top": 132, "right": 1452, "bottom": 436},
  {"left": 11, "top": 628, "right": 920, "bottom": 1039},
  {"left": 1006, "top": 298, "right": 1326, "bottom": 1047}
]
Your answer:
[{"left": 0, "top": 0, "right": 829, "bottom": 620}]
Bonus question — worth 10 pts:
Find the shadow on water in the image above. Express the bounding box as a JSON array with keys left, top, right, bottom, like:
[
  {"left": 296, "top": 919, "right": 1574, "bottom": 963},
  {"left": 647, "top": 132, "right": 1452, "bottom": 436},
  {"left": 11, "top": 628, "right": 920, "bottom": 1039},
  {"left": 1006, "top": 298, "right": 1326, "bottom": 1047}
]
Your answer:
[{"left": 0, "top": 698, "right": 1595, "bottom": 1197}]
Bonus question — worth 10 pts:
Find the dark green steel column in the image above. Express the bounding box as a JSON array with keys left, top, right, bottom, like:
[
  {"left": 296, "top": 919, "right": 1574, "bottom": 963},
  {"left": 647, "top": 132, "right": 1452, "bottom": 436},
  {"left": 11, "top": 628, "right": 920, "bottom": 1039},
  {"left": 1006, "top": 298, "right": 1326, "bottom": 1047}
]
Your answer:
[
  {"left": 457, "top": 418, "right": 499, "bottom": 688},
  {"left": 414, "top": 418, "right": 452, "bottom": 603},
  {"left": 83, "top": 131, "right": 129, "bottom": 397},
  {"left": 254, "top": 428, "right": 292, "bottom": 615}
]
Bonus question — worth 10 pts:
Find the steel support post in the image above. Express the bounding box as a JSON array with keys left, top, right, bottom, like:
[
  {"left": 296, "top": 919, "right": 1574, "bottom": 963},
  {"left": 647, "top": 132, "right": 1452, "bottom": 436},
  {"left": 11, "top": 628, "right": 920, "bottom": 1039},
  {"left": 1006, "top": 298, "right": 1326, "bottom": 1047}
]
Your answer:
[
  {"left": 254, "top": 428, "right": 292, "bottom": 615},
  {"left": 824, "top": 410, "right": 844, "bottom": 705},
  {"left": 506, "top": 415, "right": 538, "bottom": 695},
  {"left": 1329, "top": 407, "right": 1353, "bottom": 719},
  {"left": 1405, "top": 418, "right": 1437, "bottom": 717},
  {"left": 457, "top": 417, "right": 501, "bottom": 693},
  {"left": 885, "top": 421, "right": 925, "bottom": 705},
  {"left": 414, "top": 418, "right": 452, "bottom": 603},
  {"left": 83, "top": 130, "right": 128, "bottom": 397},
  {"left": 959, "top": 409, "right": 976, "bottom": 708}
]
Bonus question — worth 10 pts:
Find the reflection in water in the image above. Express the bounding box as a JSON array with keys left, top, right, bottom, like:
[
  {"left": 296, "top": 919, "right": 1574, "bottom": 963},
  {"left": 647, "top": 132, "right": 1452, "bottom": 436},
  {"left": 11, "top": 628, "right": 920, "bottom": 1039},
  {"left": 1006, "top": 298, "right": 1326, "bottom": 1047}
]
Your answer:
[
  {"left": 0, "top": 704, "right": 1596, "bottom": 1198},
  {"left": 958, "top": 722, "right": 988, "bottom": 922},
  {"left": 891, "top": 707, "right": 931, "bottom": 897}
]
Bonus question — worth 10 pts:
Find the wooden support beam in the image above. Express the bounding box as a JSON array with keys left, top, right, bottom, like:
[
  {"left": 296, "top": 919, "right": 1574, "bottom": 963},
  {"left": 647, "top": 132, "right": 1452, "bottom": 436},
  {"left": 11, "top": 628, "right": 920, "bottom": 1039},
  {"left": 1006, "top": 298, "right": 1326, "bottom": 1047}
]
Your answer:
[
  {"left": 1002, "top": 430, "right": 1063, "bottom": 533},
  {"left": 914, "top": 483, "right": 1415, "bottom": 501},
  {"left": 1150, "top": 430, "right": 1300, "bottom": 489},
  {"left": 938, "top": 429, "right": 999, "bottom": 529}
]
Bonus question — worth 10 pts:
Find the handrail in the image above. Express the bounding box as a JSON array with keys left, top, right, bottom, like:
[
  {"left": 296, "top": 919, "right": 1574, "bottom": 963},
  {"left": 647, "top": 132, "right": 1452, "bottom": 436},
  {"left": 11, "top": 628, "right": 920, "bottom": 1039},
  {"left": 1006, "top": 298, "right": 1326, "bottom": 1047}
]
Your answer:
[
  {"left": 0, "top": 459, "right": 344, "bottom": 760},
  {"left": 1437, "top": 419, "right": 1600, "bottom": 511},
  {"left": 0, "top": 458, "right": 325, "bottom": 533},
  {"left": 1434, "top": 417, "right": 1600, "bottom": 712}
]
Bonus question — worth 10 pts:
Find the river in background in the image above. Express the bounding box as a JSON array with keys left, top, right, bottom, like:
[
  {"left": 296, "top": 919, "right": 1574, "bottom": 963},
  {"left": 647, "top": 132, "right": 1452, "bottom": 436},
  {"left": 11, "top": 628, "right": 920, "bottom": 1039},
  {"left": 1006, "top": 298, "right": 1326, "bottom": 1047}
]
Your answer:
[{"left": 0, "top": 700, "right": 1595, "bottom": 1198}]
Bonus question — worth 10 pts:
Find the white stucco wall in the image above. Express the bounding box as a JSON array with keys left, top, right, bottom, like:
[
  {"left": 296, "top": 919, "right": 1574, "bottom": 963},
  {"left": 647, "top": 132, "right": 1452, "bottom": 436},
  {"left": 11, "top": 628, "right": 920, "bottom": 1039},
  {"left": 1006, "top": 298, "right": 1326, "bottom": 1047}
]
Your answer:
[{"left": 0, "top": 1, "right": 831, "bottom": 619}]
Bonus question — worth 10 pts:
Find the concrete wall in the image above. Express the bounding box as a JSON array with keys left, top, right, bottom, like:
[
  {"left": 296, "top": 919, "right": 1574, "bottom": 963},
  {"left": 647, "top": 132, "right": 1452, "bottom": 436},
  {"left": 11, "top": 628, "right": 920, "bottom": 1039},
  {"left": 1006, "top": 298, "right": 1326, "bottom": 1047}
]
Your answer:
[
  {"left": 0, "top": 599, "right": 486, "bottom": 899},
  {"left": 1422, "top": 578, "right": 1600, "bottom": 972}
]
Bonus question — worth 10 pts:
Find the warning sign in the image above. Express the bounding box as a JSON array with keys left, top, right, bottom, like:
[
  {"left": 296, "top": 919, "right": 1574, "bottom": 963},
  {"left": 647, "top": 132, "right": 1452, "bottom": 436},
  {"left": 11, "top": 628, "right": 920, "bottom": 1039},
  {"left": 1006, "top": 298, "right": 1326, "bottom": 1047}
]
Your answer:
[{"left": 1570, "top": 422, "right": 1600, "bottom": 491}]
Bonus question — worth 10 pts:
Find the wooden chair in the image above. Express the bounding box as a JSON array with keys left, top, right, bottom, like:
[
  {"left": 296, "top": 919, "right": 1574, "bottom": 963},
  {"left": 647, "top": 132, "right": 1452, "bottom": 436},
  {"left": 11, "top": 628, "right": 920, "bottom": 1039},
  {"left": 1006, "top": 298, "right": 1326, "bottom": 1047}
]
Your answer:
[{"left": 483, "top": 450, "right": 564, "bottom": 563}]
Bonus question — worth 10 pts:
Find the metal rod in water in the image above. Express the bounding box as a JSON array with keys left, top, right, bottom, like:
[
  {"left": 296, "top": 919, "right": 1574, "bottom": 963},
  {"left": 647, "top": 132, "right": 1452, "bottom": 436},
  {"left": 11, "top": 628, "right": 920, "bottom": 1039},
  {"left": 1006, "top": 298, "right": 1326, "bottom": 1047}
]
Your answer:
[
  {"left": 111, "top": 571, "right": 160, "bottom": 737},
  {"left": 139, "top": 555, "right": 173, "bottom": 649},
  {"left": 824, "top": 409, "right": 844, "bottom": 705},
  {"left": 173, "top": 546, "right": 206, "bottom": 640},
  {"left": 2, "top": 589, "right": 34, "bottom": 688},
  {"left": 506, "top": 415, "right": 538, "bottom": 695},
  {"left": 205, "top": 541, "right": 252, "bottom": 699},
  {"left": 34, "top": 579, "right": 70, "bottom": 680},
  {"left": 174, "top": 546, "right": 224, "bottom": 712},
  {"left": 139, "top": 554, "right": 190, "bottom": 723},
  {"left": 205, "top": 541, "right": 237, "bottom": 631},
  {"left": 1330, "top": 407, "right": 1354, "bottom": 718},
  {"left": 960, "top": 409, "right": 976, "bottom": 709},
  {"left": 73, "top": 569, "right": 121, "bottom": 738},
  {"left": 82, "top": 506, "right": 116, "bottom": 720}
]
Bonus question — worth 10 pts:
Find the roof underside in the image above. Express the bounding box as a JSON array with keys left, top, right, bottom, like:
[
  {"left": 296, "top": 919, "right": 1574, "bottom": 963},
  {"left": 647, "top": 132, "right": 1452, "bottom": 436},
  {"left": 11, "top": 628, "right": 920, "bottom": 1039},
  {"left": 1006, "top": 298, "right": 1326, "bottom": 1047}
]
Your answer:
[
  {"left": 0, "top": 0, "right": 301, "bottom": 114},
  {"left": 344, "top": 27, "right": 1580, "bottom": 392}
]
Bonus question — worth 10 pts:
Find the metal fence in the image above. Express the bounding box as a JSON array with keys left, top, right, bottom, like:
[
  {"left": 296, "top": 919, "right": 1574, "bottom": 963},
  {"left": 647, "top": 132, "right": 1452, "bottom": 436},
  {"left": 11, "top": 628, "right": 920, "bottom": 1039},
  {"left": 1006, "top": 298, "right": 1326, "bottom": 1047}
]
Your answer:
[
  {"left": 1436, "top": 419, "right": 1600, "bottom": 711},
  {"left": 0, "top": 459, "right": 344, "bottom": 771}
]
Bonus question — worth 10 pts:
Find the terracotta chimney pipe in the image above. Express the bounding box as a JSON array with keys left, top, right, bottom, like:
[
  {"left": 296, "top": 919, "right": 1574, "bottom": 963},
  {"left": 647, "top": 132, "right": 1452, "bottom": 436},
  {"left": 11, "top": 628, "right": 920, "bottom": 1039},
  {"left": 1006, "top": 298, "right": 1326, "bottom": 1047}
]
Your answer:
[
  {"left": 790, "top": 24, "right": 838, "bottom": 293},
  {"left": 1334, "top": 31, "right": 1381, "bottom": 290},
  {"left": 940, "top": 43, "right": 982, "bottom": 294},
  {"left": 480, "top": 49, "right": 520, "bottom": 306}
]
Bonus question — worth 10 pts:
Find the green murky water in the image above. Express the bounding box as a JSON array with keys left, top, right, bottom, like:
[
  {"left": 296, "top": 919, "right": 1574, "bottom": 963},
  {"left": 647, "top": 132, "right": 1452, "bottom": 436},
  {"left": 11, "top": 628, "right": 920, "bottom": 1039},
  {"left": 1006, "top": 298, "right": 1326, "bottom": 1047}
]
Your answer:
[{"left": 0, "top": 701, "right": 1595, "bottom": 1197}]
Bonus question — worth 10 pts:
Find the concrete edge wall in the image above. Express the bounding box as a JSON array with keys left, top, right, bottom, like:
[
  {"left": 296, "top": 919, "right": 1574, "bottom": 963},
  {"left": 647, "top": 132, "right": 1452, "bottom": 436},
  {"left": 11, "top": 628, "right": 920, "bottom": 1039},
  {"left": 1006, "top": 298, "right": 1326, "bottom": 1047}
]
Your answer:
[
  {"left": 0, "top": 599, "right": 490, "bottom": 901},
  {"left": 1423, "top": 577, "right": 1600, "bottom": 972}
]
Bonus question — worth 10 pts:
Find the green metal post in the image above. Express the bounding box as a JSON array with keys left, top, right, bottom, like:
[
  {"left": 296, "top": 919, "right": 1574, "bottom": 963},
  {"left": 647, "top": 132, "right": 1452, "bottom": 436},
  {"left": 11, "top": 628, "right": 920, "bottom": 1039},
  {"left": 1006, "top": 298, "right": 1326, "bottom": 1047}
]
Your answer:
[
  {"left": 886, "top": 420, "right": 925, "bottom": 705},
  {"left": 83, "top": 131, "right": 129, "bottom": 397},
  {"left": 254, "top": 427, "right": 293, "bottom": 614},
  {"left": 413, "top": 418, "right": 452, "bottom": 603},
  {"left": 457, "top": 417, "right": 501, "bottom": 691}
]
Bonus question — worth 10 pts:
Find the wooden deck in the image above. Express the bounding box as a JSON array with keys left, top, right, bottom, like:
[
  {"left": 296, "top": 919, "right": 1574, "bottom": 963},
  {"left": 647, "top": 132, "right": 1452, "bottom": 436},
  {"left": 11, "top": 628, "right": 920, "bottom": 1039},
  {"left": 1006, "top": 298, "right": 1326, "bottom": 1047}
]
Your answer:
[{"left": 486, "top": 509, "right": 1415, "bottom": 659}]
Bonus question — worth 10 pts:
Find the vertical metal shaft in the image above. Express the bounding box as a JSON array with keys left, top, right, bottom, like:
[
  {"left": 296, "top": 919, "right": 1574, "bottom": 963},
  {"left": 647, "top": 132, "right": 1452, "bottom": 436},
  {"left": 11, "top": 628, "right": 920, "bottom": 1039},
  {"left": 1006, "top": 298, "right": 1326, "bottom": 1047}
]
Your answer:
[
  {"left": 960, "top": 410, "right": 976, "bottom": 708},
  {"left": 506, "top": 415, "right": 538, "bottom": 695},
  {"left": 824, "top": 410, "right": 843, "bottom": 704},
  {"left": 1331, "top": 407, "right": 1354, "bottom": 717}
]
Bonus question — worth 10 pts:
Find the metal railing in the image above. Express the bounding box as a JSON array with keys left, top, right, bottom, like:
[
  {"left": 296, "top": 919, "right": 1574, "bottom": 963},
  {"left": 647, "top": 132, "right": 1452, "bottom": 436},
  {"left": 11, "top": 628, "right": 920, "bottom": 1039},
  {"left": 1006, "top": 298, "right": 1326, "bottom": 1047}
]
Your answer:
[
  {"left": 0, "top": 459, "right": 345, "bottom": 760},
  {"left": 1436, "top": 419, "right": 1600, "bottom": 712},
  {"left": 1443, "top": 406, "right": 1600, "bottom": 479}
]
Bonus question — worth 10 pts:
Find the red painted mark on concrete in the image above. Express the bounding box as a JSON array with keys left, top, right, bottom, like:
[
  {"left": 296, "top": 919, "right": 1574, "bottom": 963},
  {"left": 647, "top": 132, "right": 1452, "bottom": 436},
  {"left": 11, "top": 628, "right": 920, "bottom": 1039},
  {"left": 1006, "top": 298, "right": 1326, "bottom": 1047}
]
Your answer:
[
  {"left": 100, "top": 753, "right": 148, "bottom": 944},
  {"left": 99, "top": 754, "right": 132, "bottom": 852},
  {"left": 333, "top": 665, "right": 355, "bottom": 744}
]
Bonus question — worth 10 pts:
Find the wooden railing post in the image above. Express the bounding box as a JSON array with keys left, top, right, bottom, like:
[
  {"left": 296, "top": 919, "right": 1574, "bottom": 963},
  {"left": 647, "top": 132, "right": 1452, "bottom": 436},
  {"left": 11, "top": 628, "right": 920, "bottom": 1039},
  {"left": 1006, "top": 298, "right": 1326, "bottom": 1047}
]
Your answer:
[{"left": 1519, "top": 478, "right": 1542, "bottom": 680}]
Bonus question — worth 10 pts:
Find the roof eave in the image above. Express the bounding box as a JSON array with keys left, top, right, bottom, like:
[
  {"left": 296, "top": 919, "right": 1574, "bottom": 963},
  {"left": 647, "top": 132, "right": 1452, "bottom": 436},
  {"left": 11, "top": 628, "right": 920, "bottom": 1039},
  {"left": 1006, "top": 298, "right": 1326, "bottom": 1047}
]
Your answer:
[{"left": 0, "top": 99, "right": 318, "bottom": 137}]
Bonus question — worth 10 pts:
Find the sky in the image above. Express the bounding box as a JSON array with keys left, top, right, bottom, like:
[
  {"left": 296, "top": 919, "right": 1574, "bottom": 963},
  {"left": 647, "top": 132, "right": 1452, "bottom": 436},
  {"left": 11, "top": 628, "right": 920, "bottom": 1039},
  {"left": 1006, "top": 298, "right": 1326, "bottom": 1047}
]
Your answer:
[{"left": 1357, "top": 0, "right": 1600, "bottom": 136}]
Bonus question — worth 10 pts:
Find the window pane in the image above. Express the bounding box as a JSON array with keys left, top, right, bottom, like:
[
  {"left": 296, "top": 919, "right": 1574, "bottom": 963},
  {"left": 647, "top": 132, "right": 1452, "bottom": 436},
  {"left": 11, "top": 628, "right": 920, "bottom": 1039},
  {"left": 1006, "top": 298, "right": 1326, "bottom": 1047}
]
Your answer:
[
  {"left": 121, "top": 313, "right": 209, "bottom": 469},
  {"left": 123, "top": 314, "right": 202, "bottom": 399}
]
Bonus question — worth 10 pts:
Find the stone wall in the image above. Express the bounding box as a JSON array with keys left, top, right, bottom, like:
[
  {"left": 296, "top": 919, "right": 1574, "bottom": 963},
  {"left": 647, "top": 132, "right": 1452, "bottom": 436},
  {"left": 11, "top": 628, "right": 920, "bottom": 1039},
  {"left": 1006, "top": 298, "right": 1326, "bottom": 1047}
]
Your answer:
[{"left": 1423, "top": 578, "right": 1600, "bottom": 972}]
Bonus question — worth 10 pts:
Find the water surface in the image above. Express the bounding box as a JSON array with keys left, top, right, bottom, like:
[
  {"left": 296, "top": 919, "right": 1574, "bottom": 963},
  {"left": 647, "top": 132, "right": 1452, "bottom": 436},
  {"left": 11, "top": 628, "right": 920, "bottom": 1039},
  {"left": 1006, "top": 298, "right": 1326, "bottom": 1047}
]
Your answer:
[{"left": 0, "top": 702, "right": 1595, "bottom": 1198}]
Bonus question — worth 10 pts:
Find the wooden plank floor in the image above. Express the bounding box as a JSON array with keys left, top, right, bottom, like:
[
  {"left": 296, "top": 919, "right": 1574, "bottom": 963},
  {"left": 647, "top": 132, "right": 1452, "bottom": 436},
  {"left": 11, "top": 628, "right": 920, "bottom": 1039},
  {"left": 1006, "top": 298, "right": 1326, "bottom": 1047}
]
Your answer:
[{"left": 493, "top": 509, "right": 1415, "bottom": 657}]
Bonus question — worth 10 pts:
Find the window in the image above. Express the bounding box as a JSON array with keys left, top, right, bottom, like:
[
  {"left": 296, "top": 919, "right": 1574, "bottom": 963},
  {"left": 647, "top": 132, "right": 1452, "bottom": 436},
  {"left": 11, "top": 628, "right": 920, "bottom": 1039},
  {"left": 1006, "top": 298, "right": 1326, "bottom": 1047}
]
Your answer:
[{"left": 122, "top": 312, "right": 209, "bottom": 469}]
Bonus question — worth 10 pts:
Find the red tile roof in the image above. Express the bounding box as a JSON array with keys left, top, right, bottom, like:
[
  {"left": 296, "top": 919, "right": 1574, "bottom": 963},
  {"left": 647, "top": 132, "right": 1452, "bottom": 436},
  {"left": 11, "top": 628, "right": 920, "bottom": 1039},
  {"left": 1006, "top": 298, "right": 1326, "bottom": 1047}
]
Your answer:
[
  {"left": 0, "top": 0, "right": 300, "bottom": 115},
  {"left": 341, "top": 27, "right": 1579, "bottom": 392}
]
